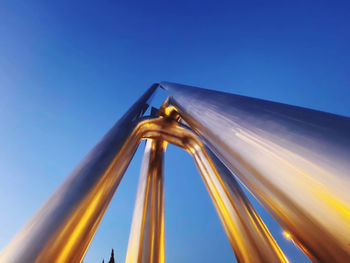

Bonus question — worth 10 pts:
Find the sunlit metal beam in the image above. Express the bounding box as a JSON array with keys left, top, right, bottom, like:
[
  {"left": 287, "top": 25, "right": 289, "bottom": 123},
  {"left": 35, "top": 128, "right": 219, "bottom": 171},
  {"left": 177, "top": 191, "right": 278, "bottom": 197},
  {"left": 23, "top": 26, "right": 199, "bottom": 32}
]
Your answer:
[{"left": 0, "top": 86, "right": 157, "bottom": 263}]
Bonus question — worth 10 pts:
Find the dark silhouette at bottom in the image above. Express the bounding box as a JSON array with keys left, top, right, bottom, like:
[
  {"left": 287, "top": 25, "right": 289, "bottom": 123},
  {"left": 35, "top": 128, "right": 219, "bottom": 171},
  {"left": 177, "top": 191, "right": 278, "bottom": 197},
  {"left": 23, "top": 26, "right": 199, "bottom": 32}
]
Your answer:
[{"left": 102, "top": 249, "right": 115, "bottom": 263}]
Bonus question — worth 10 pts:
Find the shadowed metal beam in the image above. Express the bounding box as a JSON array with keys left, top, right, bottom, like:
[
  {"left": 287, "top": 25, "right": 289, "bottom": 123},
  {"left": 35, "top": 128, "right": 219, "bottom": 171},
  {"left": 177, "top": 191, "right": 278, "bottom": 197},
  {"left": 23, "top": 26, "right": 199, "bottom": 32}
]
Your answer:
[{"left": 160, "top": 81, "right": 350, "bottom": 262}]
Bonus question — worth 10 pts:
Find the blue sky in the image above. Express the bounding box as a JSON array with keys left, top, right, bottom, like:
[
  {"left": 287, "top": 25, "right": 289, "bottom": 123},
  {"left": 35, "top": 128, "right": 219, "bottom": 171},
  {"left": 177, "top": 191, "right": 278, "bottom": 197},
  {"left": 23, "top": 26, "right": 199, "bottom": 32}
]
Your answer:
[{"left": 0, "top": 0, "right": 349, "bottom": 262}]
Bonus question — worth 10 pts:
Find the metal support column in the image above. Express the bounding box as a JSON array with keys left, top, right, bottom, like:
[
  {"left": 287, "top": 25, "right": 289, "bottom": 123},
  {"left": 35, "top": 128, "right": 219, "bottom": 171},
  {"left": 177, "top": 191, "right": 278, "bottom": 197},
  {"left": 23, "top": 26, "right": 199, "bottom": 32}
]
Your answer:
[{"left": 125, "top": 139, "right": 166, "bottom": 263}]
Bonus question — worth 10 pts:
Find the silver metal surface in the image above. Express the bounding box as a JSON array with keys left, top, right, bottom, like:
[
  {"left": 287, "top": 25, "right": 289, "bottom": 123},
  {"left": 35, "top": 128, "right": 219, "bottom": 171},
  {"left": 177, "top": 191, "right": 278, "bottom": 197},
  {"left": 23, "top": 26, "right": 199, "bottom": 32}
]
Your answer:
[{"left": 160, "top": 81, "right": 350, "bottom": 262}]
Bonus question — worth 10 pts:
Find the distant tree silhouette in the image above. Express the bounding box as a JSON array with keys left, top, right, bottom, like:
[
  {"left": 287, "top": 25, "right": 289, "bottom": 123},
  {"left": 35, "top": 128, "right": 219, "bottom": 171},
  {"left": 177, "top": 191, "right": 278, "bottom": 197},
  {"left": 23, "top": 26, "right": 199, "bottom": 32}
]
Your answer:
[{"left": 108, "top": 249, "right": 115, "bottom": 263}]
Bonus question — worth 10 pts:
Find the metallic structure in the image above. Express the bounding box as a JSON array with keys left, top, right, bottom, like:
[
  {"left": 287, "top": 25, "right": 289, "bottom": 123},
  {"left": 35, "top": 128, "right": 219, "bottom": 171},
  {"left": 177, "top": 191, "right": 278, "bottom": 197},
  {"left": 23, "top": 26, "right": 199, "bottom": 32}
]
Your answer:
[{"left": 1, "top": 82, "right": 350, "bottom": 263}]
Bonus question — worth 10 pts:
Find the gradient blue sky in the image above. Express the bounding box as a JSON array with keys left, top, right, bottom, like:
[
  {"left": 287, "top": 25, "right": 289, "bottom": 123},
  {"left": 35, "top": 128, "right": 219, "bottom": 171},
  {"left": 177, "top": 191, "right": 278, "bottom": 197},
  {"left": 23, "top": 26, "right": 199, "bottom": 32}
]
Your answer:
[{"left": 1, "top": 1, "right": 349, "bottom": 262}]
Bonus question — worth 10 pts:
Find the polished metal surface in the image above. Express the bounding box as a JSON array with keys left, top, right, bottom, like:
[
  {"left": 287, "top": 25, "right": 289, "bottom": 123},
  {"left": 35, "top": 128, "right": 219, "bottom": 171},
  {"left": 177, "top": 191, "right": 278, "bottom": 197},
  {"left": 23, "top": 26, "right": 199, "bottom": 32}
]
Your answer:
[
  {"left": 125, "top": 139, "right": 165, "bottom": 263},
  {"left": 0, "top": 86, "right": 157, "bottom": 263},
  {"left": 160, "top": 81, "right": 350, "bottom": 262}
]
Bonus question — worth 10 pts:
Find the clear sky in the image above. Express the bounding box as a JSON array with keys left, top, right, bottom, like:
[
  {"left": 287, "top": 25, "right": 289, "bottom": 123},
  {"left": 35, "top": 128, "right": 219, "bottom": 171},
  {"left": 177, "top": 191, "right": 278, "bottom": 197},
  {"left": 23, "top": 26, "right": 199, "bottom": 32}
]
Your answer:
[{"left": 0, "top": 0, "right": 349, "bottom": 262}]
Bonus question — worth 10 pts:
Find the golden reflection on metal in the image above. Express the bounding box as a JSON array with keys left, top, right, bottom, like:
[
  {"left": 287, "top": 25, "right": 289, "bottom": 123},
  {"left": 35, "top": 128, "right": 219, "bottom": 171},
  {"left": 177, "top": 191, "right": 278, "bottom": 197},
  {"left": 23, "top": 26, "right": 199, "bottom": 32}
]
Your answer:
[
  {"left": 0, "top": 119, "right": 148, "bottom": 263},
  {"left": 0, "top": 86, "right": 157, "bottom": 263},
  {"left": 99, "top": 111, "right": 288, "bottom": 263},
  {"left": 125, "top": 139, "right": 166, "bottom": 263},
  {"left": 283, "top": 231, "right": 292, "bottom": 240},
  {"left": 152, "top": 107, "right": 288, "bottom": 263}
]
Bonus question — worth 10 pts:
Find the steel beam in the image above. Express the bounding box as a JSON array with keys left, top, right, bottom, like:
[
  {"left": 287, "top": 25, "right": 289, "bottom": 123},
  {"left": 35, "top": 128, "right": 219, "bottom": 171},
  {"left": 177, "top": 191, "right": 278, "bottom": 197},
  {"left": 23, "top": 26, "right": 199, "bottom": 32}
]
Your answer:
[{"left": 160, "top": 81, "right": 350, "bottom": 262}]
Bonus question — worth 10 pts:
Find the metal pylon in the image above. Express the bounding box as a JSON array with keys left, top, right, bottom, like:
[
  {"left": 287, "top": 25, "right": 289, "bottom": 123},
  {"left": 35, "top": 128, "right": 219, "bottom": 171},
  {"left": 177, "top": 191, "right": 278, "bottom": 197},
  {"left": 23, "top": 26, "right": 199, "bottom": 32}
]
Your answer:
[{"left": 1, "top": 82, "right": 350, "bottom": 263}]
